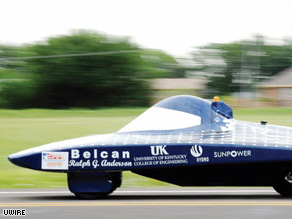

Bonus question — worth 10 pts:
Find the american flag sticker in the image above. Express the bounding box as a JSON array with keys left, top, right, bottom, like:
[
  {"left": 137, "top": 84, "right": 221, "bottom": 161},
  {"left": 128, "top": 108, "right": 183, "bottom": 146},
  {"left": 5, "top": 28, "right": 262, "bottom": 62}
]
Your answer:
[{"left": 41, "top": 152, "right": 69, "bottom": 170}]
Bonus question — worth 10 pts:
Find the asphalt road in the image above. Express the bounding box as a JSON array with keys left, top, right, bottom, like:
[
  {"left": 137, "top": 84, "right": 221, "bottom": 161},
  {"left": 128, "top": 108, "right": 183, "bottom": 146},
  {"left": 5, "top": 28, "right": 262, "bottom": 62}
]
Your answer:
[{"left": 1, "top": 187, "right": 292, "bottom": 219}]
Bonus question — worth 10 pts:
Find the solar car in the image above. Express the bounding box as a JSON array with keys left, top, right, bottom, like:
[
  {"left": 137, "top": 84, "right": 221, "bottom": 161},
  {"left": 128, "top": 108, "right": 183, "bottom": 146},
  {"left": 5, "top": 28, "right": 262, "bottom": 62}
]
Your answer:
[{"left": 8, "top": 95, "right": 292, "bottom": 199}]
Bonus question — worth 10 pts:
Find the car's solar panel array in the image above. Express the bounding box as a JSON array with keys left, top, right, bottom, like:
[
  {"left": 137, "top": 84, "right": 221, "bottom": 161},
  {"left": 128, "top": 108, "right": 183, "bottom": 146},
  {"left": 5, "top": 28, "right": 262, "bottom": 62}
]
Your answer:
[{"left": 25, "top": 120, "right": 291, "bottom": 155}]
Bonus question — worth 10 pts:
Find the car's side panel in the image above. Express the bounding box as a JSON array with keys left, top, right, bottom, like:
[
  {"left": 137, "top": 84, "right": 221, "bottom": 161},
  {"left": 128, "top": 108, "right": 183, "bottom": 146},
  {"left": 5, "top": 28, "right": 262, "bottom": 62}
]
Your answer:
[
  {"left": 133, "top": 161, "right": 292, "bottom": 186},
  {"left": 9, "top": 144, "right": 292, "bottom": 172}
]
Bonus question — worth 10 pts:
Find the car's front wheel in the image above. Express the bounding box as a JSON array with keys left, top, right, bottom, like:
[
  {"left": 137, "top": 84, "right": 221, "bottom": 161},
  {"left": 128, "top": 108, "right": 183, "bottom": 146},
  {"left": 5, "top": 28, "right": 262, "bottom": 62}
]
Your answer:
[{"left": 72, "top": 172, "right": 122, "bottom": 199}]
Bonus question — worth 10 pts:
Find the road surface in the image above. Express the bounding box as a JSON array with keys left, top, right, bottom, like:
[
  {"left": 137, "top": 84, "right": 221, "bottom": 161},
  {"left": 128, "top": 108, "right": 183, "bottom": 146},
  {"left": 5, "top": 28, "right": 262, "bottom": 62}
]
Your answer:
[{"left": 1, "top": 187, "right": 292, "bottom": 219}]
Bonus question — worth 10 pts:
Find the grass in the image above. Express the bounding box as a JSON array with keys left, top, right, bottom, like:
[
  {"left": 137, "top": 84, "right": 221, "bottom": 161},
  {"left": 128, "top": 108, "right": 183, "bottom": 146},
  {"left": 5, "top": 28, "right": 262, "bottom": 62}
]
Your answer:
[
  {"left": 234, "top": 108, "right": 292, "bottom": 127},
  {"left": 0, "top": 107, "right": 291, "bottom": 189}
]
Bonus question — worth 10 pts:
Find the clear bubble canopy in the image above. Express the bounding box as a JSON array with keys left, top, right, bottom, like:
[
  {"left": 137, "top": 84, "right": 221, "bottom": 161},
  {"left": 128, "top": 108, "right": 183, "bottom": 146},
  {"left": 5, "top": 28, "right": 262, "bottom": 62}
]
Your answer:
[{"left": 118, "top": 95, "right": 219, "bottom": 133}]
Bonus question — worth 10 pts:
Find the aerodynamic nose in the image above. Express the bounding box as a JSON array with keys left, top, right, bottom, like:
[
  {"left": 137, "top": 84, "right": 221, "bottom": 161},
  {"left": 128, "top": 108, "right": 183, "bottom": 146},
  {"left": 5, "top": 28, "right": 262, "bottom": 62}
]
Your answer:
[
  {"left": 8, "top": 150, "right": 41, "bottom": 170},
  {"left": 8, "top": 153, "right": 18, "bottom": 166}
]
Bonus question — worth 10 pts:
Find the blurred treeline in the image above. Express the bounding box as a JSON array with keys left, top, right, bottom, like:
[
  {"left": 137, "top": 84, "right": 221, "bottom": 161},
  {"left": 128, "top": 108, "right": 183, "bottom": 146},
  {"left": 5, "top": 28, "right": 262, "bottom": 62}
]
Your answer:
[
  {"left": 192, "top": 35, "right": 292, "bottom": 96},
  {"left": 0, "top": 31, "right": 185, "bottom": 108},
  {"left": 0, "top": 32, "right": 291, "bottom": 108}
]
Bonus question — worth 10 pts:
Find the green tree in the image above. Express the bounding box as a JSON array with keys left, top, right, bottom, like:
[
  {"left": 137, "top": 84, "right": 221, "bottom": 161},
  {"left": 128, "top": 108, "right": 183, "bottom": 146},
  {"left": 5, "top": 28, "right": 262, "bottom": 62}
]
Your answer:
[
  {"left": 26, "top": 31, "right": 150, "bottom": 108},
  {"left": 0, "top": 31, "right": 184, "bottom": 108},
  {"left": 139, "top": 50, "right": 185, "bottom": 78}
]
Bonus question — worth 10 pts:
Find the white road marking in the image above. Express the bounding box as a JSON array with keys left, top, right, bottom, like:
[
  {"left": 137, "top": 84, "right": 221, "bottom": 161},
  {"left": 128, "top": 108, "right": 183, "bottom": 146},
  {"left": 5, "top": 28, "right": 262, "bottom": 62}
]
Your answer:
[{"left": 0, "top": 189, "right": 276, "bottom": 194}]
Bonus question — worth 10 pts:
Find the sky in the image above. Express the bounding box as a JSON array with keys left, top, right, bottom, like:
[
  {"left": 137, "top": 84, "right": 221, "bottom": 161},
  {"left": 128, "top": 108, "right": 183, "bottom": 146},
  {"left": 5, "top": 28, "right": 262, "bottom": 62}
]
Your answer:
[{"left": 0, "top": 0, "right": 291, "bottom": 57}]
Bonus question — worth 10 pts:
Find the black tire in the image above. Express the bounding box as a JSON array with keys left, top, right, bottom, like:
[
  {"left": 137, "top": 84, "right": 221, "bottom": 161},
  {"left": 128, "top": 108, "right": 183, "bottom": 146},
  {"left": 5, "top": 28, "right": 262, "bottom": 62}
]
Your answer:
[
  {"left": 105, "top": 172, "right": 121, "bottom": 195},
  {"left": 272, "top": 171, "right": 292, "bottom": 197},
  {"left": 109, "top": 172, "right": 122, "bottom": 189},
  {"left": 74, "top": 192, "right": 108, "bottom": 200}
]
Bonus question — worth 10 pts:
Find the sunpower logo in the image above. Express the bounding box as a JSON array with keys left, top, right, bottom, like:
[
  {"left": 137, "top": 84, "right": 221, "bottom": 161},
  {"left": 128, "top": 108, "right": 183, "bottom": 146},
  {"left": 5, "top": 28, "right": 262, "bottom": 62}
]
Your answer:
[
  {"left": 190, "top": 145, "right": 203, "bottom": 157},
  {"left": 214, "top": 150, "right": 252, "bottom": 158}
]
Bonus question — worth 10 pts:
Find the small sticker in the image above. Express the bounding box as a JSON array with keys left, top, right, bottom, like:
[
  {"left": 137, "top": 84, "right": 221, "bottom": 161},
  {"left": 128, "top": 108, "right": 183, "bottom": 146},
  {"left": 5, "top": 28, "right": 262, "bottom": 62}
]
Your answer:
[
  {"left": 41, "top": 152, "right": 68, "bottom": 170},
  {"left": 190, "top": 145, "right": 203, "bottom": 157}
]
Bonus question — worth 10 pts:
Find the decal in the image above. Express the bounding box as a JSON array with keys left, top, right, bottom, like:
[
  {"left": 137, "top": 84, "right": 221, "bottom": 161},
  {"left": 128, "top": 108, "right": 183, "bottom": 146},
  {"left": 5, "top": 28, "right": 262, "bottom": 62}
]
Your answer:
[
  {"left": 214, "top": 116, "right": 221, "bottom": 123},
  {"left": 69, "top": 160, "right": 91, "bottom": 168},
  {"left": 190, "top": 145, "right": 209, "bottom": 163},
  {"left": 133, "top": 145, "right": 187, "bottom": 166},
  {"left": 133, "top": 155, "right": 187, "bottom": 166},
  {"left": 190, "top": 145, "right": 203, "bottom": 157},
  {"left": 133, "top": 156, "right": 158, "bottom": 166},
  {"left": 100, "top": 160, "right": 132, "bottom": 167},
  {"left": 196, "top": 157, "right": 209, "bottom": 162},
  {"left": 150, "top": 145, "right": 168, "bottom": 155},
  {"left": 70, "top": 149, "right": 130, "bottom": 159},
  {"left": 42, "top": 152, "right": 68, "bottom": 170},
  {"left": 214, "top": 150, "right": 252, "bottom": 158},
  {"left": 68, "top": 149, "right": 132, "bottom": 169}
]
